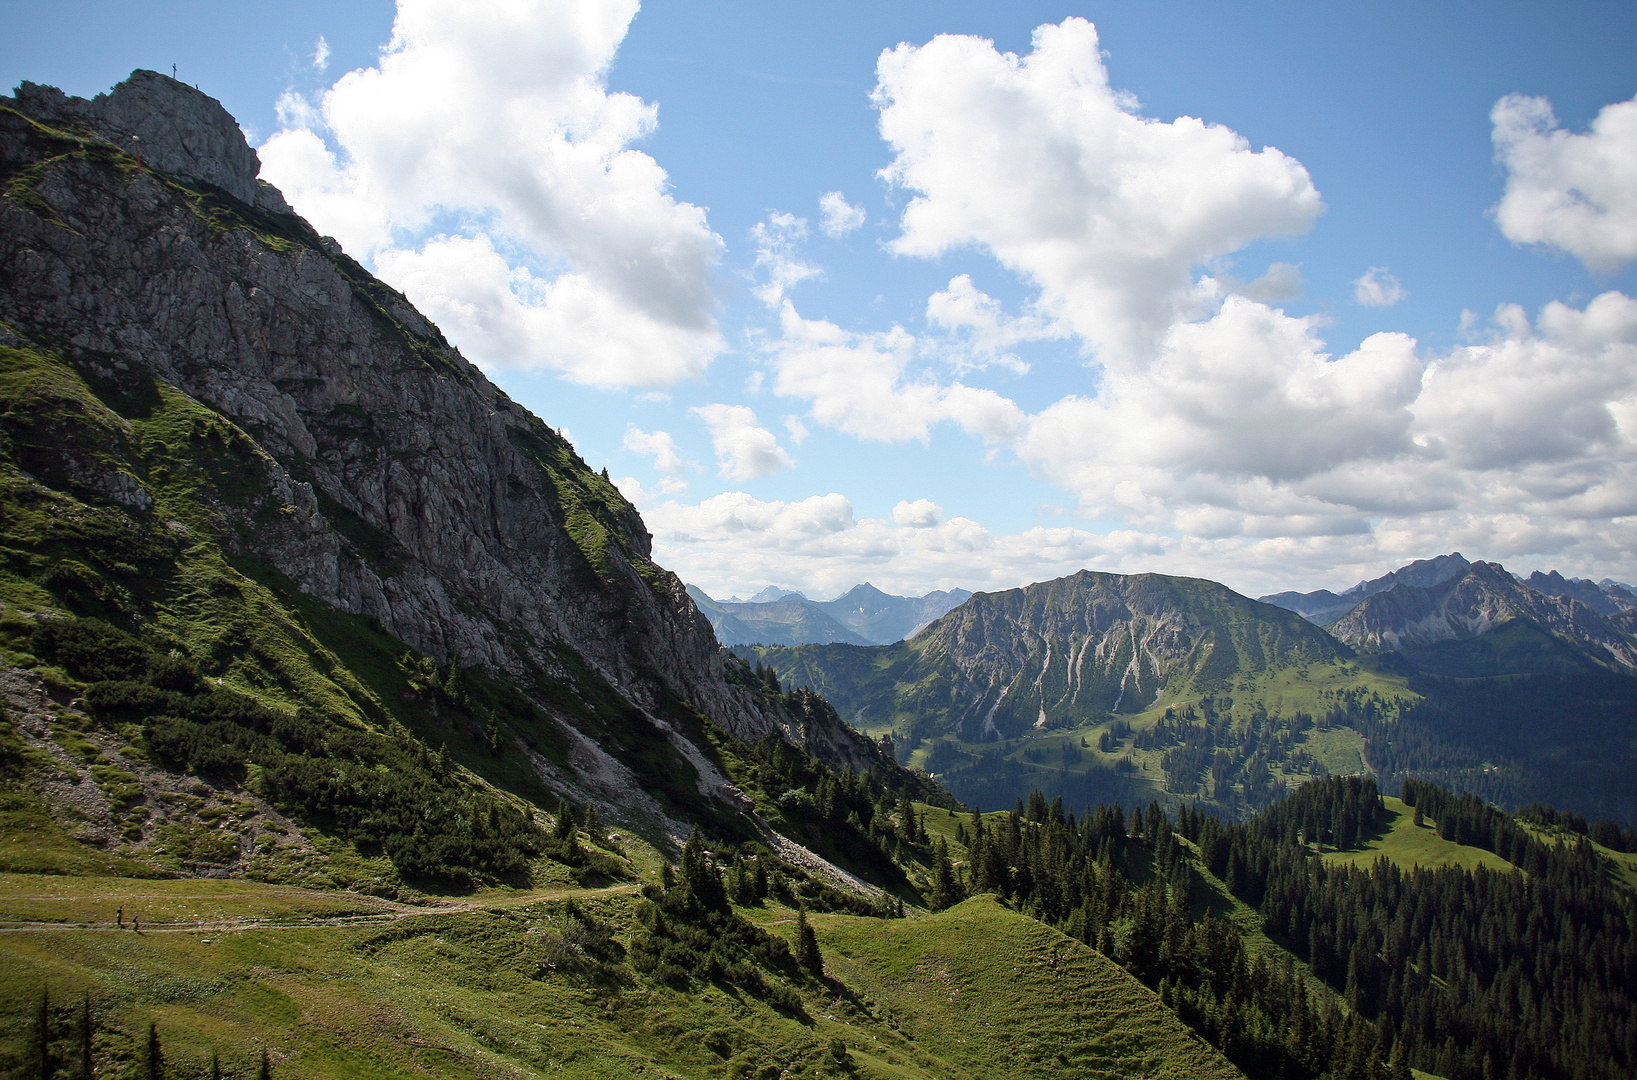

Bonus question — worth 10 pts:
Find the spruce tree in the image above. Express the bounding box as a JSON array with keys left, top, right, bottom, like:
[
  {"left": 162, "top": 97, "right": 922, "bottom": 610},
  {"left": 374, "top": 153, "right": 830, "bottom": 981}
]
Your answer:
[
  {"left": 795, "top": 907, "right": 823, "bottom": 977},
  {"left": 931, "top": 837, "right": 961, "bottom": 911},
  {"left": 258, "top": 1048, "right": 272, "bottom": 1080},
  {"left": 681, "top": 828, "right": 727, "bottom": 911},
  {"left": 554, "top": 801, "right": 576, "bottom": 842}
]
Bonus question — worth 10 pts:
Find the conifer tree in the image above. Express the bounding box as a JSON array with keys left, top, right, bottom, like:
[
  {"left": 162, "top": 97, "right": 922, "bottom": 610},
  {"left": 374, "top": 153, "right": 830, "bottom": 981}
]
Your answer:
[
  {"left": 554, "top": 801, "right": 576, "bottom": 842},
  {"left": 258, "top": 1048, "right": 272, "bottom": 1080},
  {"left": 930, "top": 837, "right": 961, "bottom": 911},
  {"left": 681, "top": 828, "right": 727, "bottom": 911},
  {"left": 795, "top": 906, "right": 823, "bottom": 977}
]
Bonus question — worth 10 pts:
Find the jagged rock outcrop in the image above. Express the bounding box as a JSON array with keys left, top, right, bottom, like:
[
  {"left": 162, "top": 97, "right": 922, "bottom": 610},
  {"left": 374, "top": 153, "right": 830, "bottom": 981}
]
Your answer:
[
  {"left": 1330, "top": 561, "right": 1637, "bottom": 675},
  {"left": 1522, "top": 570, "right": 1637, "bottom": 618},
  {"left": 0, "top": 71, "right": 890, "bottom": 830},
  {"left": 753, "top": 570, "right": 1347, "bottom": 742}
]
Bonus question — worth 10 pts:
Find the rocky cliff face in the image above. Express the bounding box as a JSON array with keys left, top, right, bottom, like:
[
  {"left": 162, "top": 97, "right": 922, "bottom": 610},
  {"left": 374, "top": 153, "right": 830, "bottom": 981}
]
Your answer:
[
  {"left": 0, "top": 71, "right": 889, "bottom": 834},
  {"left": 1329, "top": 561, "right": 1637, "bottom": 675}
]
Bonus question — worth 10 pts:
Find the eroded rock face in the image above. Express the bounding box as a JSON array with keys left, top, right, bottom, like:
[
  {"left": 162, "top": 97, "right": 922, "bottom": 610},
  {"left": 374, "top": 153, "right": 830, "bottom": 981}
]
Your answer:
[
  {"left": 0, "top": 74, "right": 890, "bottom": 824},
  {"left": 907, "top": 571, "right": 1345, "bottom": 739}
]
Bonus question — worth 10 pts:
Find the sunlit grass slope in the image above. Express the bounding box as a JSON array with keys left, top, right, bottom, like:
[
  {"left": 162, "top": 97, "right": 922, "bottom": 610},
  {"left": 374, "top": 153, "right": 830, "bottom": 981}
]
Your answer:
[
  {"left": 1322, "top": 797, "right": 1517, "bottom": 874},
  {"left": 0, "top": 872, "right": 1242, "bottom": 1080},
  {"left": 812, "top": 896, "right": 1241, "bottom": 1080}
]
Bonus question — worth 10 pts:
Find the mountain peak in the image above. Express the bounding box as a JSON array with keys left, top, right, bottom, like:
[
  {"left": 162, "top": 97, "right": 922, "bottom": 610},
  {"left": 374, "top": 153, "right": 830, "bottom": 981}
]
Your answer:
[
  {"left": 11, "top": 70, "right": 277, "bottom": 208},
  {"left": 749, "top": 585, "right": 804, "bottom": 603}
]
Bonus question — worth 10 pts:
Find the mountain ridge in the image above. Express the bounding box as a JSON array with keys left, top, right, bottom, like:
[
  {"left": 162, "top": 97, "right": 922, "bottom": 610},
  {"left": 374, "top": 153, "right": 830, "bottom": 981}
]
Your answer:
[
  {"left": 689, "top": 581, "right": 971, "bottom": 646},
  {"left": 0, "top": 70, "right": 908, "bottom": 871}
]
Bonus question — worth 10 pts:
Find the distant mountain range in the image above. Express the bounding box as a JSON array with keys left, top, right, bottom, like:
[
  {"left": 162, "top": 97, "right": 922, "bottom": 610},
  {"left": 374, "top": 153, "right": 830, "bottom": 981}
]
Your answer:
[
  {"left": 686, "top": 583, "right": 972, "bottom": 647},
  {"left": 747, "top": 554, "right": 1637, "bottom": 824},
  {"left": 1261, "top": 552, "right": 1637, "bottom": 634}
]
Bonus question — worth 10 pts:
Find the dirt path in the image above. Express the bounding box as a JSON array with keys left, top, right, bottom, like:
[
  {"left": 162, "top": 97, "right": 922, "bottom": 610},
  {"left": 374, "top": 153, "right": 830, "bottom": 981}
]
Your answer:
[{"left": 0, "top": 881, "right": 639, "bottom": 934}]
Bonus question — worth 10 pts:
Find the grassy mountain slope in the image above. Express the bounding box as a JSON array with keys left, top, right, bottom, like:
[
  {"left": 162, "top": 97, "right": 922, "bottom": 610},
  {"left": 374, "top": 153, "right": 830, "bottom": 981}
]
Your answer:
[
  {"left": 1320, "top": 796, "right": 1519, "bottom": 874},
  {"left": 810, "top": 896, "right": 1240, "bottom": 1080},
  {"left": 749, "top": 572, "right": 1412, "bottom": 818},
  {"left": 0, "top": 874, "right": 1241, "bottom": 1080},
  {"left": 754, "top": 572, "right": 1358, "bottom": 739}
]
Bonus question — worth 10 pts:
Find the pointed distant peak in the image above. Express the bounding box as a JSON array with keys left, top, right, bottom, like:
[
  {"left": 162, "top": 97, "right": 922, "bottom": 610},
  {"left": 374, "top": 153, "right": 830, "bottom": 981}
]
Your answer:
[
  {"left": 841, "top": 582, "right": 894, "bottom": 600},
  {"left": 1343, "top": 552, "right": 1472, "bottom": 600},
  {"left": 749, "top": 585, "right": 804, "bottom": 603}
]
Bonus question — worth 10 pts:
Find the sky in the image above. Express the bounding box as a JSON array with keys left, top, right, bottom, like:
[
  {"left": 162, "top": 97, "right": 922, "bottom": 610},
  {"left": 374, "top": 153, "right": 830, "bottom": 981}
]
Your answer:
[{"left": 5, "top": 1, "right": 1637, "bottom": 601}]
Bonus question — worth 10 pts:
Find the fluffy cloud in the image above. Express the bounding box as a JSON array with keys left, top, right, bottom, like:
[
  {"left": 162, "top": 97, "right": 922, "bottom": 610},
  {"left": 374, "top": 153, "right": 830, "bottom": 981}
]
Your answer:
[
  {"left": 892, "top": 498, "right": 943, "bottom": 527},
  {"left": 646, "top": 491, "right": 1170, "bottom": 599},
  {"left": 874, "top": 17, "right": 1322, "bottom": 364},
  {"left": 924, "top": 274, "right": 1056, "bottom": 372},
  {"left": 818, "top": 191, "right": 866, "bottom": 236},
  {"left": 376, "top": 235, "right": 716, "bottom": 385},
  {"left": 750, "top": 212, "right": 820, "bottom": 307},
  {"left": 769, "top": 302, "right": 1025, "bottom": 442},
  {"left": 1492, "top": 92, "right": 1637, "bottom": 273},
  {"left": 692, "top": 404, "right": 795, "bottom": 481},
  {"left": 623, "top": 426, "right": 687, "bottom": 473},
  {"left": 1013, "top": 292, "right": 1637, "bottom": 562},
  {"left": 1353, "top": 266, "right": 1406, "bottom": 307},
  {"left": 259, "top": 0, "right": 723, "bottom": 386}
]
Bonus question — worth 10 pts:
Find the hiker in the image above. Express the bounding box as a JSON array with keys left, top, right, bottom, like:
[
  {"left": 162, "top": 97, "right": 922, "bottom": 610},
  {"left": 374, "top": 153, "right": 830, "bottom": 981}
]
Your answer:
[{"left": 117, "top": 905, "right": 123, "bottom": 929}]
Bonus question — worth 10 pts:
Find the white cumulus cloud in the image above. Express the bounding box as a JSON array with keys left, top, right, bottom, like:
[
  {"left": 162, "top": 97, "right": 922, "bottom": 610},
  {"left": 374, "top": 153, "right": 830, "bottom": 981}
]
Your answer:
[
  {"left": 892, "top": 498, "right": 943, "bottom": 528},
  {"left": 818, "top": 191, "right": 866, "bottom": 237},
  {"left": 645, "top": 490, "right": 1171, "bottom": 600},
  {"left": 769, "top": 302, "right": 1026, "bottom": 443},
  {"left": 258, "top": 0, "right": 724, "bottom": 386},
  {"left": 874, "top": 17, "right": 1323, "bottom": 364},
  {"left": 1353, "top": 266, "right": 1406, "bottom": 307},
  {"left": 623, "top": 426, "right": 688, "bottom": 474},
  {"left": 924, "top": 274, "right": 1056, "bottom": 372},
  {"left": 1492, "top": 92, "right": 1637, "bottom": 273},
  {"left": 692, "top": 404, "right": 796, "bottom": 481},
  {"left": 1011, "top": 291, "right": 1637, "bottom": 563},
  {"left": 750, "top": 212, "right": 819, "bottom": 307}
]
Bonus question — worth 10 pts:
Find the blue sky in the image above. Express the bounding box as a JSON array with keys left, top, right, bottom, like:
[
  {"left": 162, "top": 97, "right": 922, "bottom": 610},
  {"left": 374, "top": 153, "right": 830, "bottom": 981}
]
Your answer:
[{"left": 6, "top": 2, "right": 1637, "bottom": 599}]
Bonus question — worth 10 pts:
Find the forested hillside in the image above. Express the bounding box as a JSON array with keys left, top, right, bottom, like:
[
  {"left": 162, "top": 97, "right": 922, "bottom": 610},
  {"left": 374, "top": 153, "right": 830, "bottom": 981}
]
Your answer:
[{"left": 920, "top": 775, "right": 1635, "bottom": 1080}]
